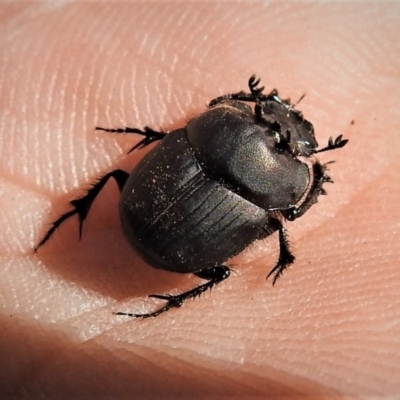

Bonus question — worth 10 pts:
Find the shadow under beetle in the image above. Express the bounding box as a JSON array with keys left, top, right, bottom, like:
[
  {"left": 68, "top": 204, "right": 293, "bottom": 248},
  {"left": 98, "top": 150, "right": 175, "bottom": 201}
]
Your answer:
[{"left": 35, "top": 76, "right": 348, "bottom": 318}]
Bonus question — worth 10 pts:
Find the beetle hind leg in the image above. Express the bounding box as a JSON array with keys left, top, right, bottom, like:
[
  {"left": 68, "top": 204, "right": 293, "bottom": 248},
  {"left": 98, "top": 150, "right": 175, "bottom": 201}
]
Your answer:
[
  {"left": 115, "top": 265, "right": 231, "bottom": 319},
  {"left": 35, "top": 169, "right": 129, "bottom": 251}
]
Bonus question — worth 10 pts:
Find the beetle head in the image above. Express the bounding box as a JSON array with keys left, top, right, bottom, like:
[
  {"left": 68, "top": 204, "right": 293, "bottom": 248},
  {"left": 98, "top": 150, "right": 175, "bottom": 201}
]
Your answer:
[{"left": 260, "top": 97, "right": 318, "bottom": 158}]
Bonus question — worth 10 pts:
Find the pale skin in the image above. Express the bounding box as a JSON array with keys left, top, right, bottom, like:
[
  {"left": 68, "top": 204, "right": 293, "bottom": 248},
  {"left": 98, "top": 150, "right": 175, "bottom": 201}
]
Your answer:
[{"left": 1, "top": 3, "right": 400, "bottom": 398}]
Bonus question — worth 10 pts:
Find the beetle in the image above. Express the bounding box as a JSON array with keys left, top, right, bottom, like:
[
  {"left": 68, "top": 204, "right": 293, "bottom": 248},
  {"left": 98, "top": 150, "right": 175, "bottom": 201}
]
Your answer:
[{"left": 35, "top": 76, "right": 348, "bottom": 318}]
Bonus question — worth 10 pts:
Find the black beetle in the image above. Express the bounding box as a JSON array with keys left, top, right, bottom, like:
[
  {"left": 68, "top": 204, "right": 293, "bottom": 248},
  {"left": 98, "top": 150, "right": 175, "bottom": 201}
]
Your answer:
[{"left": 35, "top": 76, "right": 348, "bottom": 318}]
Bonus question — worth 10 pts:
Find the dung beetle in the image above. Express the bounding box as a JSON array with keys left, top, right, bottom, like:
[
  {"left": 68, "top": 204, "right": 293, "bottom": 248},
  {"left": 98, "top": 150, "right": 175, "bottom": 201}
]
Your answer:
[{"left": 35, "top": 76, "right": 348, "bottom": 318}]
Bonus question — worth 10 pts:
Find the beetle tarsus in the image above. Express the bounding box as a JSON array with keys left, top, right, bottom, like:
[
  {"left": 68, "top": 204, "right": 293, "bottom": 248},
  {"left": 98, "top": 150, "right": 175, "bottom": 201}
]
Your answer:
[
  {"left": 35, "top": 169, "right": 129, "bottom": 251},
  {"left": 34, "top": 209, "right": 78, "bottom": 252},
  {"left": 316, "top": 135, "right": 349, "bottom": 154},
  {"left": 248, "top": 75, "right": 265, "bottom": 97},
  {"left": 116, "top": 266, "right": 231, "bottom": 319},
  {"left": 96, "top": 125, "right": 166, "bottom": 154},
  {"left": 266, "top": 220, "right": 295, "bottom": 285}
]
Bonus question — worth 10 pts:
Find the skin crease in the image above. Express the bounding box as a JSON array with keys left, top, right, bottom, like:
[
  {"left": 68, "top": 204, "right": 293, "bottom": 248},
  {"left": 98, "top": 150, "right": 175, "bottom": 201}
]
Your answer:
[{"left": 1, "top": 2, "right": 400, "bottom": 398}]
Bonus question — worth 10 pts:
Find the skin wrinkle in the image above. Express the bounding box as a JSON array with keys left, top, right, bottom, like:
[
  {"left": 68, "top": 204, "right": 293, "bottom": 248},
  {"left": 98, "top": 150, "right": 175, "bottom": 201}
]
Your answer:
[{"left": 0, "top": 2, "right": 400, "bottom": 398}]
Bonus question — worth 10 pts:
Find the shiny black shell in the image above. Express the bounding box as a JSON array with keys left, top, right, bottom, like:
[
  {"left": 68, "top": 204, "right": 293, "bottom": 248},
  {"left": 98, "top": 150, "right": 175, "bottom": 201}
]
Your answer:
[{"left": 119, "top": 103, "right": 310, "bottom": 273}]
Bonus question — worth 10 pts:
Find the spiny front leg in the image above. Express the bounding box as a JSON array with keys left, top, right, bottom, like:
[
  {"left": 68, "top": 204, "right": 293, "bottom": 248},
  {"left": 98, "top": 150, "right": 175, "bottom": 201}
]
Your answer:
[{"left": 208, "top": 75, "right": 267, "bottom": 107}]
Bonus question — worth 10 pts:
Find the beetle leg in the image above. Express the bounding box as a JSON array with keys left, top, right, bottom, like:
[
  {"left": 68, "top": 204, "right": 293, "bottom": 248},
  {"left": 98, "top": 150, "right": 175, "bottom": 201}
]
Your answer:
[
  {"left": 209, "top": 75, "right": 265, "bottom": 107},
  {"left": 209, "top": 100, "right": 254, "bottom": 115},
  {"left": 210, "top": 88, "right": 281, "bottom": 105},
  {"left": 266, "top": 217, "right": 295, "bottom": 285},
  {"left": 209, "top": 91, "right": 254, "bottom": 107},
  {"left": 96, "top": 126, "right": 166, "bottom": 154},
  {"left": 208, "top": 76, "right": 283, "bottom": 121},
  {"left": 248, "top": 74, "right": 265, "bottom": 96},
  {"left": 115, "top": 266, "right": 231, "bottom": 319},
  {"left": 35, "top": 169, "right": 129, "bottom": 251},
  {"left": 315, "top": 134, "right": 349, "bottom": 154},
  {"left": 209, "top": 91, "right": 270, "bottom": 121}
]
